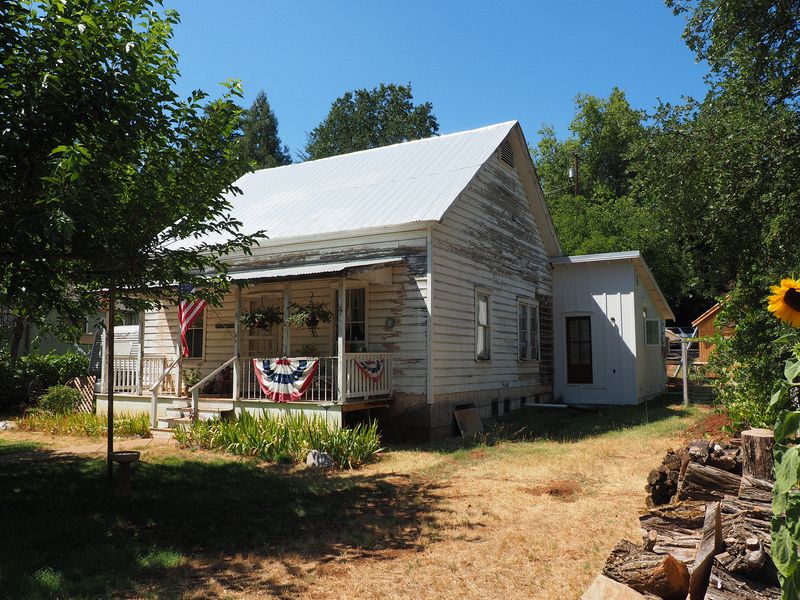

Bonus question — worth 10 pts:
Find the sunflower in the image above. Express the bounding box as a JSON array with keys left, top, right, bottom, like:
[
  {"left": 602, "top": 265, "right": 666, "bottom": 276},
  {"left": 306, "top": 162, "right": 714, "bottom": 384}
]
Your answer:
[{"left": 768, "top": 278, "right": 800, "bottom": 328}]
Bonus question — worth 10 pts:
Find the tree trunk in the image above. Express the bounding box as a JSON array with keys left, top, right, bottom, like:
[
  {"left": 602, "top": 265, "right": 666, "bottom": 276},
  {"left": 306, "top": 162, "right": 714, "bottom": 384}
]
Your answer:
[
  {"left": 677, "top": 462, "right": 742, "bottom": 501},
  {"left": 741, "top": 429, "right": 774, "bottom": 480},
  {"left": 9, "top": 313, "right": 25, "bottom": 360},
  {"left": 602, "top": 540, "right": 690, "bottom": 600},
  {"left": 106, "top": 286, "right": 115, "bottom": 483}
]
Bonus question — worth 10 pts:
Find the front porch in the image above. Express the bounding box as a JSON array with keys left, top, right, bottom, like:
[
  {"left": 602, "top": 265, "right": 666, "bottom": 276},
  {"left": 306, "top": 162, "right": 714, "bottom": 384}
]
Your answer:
[{"left": 98, "top": 257, "right": 419, "bottom": 427}]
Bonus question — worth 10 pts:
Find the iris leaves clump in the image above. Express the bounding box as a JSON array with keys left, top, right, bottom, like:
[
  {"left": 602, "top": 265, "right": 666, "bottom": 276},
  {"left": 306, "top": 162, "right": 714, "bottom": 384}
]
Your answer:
[{"left": 174, "top": 411, "right": 382, "bottom": 469}]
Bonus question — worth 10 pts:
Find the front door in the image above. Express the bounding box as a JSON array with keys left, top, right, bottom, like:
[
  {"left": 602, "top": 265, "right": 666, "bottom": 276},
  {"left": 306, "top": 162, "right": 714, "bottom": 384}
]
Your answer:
[{"left": 566, "top": 316, "right": 592, "bottom": 384}]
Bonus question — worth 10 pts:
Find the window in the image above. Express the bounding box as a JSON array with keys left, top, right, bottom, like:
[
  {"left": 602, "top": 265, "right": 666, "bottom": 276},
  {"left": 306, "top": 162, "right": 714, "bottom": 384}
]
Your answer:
[
  {"left": 566, "top": 316, "right": 592, "bottom": 384},
  {"left": 518, "top": 301, "right": 540, "bottom": 360},
  {"left": 645, "top": 319, "right": 661, "bottom": 346},
  {"left": 185, "top": 311, "right": 204, "bottom": 358},
  {"left": 476, "top": 291, "right": 491, "bottom": 360},
  {"left": 335, "top": 288, "right": 367, "bottom": 352}
]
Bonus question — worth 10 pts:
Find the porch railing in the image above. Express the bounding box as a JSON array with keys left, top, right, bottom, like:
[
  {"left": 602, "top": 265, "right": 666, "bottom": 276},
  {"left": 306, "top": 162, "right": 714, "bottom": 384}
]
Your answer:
[
  {"left": 112, "top": 356, "right": 177, "bottom": 395},
  {"left": 240, "top": 353, "right": 392, "bottom": 402}
]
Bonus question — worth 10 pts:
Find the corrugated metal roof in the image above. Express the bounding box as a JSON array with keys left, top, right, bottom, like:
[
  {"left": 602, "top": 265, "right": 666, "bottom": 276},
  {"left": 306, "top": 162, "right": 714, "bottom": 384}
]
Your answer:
[
  {"left": 228, "top": 257, "right": 405, "bottom": 282},
  {"left": 204, "top": 121, "right": 518, "bottom": 244},
  {"left": 551, "top": 251, "right": 675, "bottom": 321}
]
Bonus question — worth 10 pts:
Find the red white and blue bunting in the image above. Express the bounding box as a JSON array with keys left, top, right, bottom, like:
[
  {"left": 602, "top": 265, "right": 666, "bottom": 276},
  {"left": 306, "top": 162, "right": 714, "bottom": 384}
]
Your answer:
[
  {"left": 252, "top": 358, "right": 319, "bottom": 402},
  {"left": 354, "top": 359, "right": 385, "bottom": 382}
]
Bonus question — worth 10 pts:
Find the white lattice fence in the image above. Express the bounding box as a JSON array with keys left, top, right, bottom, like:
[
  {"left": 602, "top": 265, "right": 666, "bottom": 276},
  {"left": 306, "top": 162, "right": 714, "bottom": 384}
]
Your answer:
[{"left": 67, "top": 376, "right": 96, "bottom": 413}]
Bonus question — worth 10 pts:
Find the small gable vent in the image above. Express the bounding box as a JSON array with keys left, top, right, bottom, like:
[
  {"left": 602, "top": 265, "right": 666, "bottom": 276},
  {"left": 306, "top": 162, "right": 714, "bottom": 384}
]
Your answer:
[{"left": 499, "top": 138, "right": 515, "bottom": 168}]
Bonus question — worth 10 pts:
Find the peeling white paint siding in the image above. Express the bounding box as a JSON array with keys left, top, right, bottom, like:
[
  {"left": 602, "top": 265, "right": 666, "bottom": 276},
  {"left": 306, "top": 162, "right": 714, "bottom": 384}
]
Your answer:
[{"left": 431, "top": 148, "right": 554, "bottom": 396}]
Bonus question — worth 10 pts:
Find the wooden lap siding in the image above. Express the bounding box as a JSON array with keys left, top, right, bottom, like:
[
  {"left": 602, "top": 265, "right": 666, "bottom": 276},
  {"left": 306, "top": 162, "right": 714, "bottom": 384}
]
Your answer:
[
  {"left": 141, "top": 231, "right": 431, "bottom": 398},
  {"left": 431, "top": 150, "right": 554, "bottom": 402}
]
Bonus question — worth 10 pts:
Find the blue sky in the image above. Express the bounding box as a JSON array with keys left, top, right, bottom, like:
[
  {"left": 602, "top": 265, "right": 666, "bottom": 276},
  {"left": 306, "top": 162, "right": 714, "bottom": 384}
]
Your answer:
[{"left": 163, "top": 1, "right": 709, "bottom": 159}]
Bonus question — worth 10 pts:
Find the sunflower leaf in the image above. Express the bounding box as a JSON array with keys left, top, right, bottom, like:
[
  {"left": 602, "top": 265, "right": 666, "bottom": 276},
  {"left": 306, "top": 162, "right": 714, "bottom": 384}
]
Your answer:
[{"left": 786, "top": 358, "right": 800, "bottom": 384}]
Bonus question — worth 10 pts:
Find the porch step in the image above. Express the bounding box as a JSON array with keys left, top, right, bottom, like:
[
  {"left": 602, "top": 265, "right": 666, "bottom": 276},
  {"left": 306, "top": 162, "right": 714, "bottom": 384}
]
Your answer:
[{"left": 149, "top": 427, "right": 175, "bottom": 439}]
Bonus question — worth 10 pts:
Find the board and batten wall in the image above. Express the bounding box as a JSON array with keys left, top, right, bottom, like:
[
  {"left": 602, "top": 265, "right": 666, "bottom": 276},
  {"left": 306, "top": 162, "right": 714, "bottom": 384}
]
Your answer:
[
  {"left": 634, "top": 273, "right": 668, "bottom": 401},
  {"left": 552, "top": 261, "right": 638, "bottom": 405},
  {"left": 429, "top": 148, "right": 554, "bottom": 434}
]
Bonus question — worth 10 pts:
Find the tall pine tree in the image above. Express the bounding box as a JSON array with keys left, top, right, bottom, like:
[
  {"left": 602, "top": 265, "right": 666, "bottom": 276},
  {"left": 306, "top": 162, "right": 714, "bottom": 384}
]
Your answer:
[{"left": 239, "top": 90, "right": 291, "bottom": 169}]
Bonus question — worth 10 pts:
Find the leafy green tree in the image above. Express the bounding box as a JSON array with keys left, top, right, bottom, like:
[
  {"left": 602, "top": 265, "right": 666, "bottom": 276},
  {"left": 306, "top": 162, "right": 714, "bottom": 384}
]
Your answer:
[
  {"left": 533, "top": 89, "right": 687, "bottom": 304},
  {"left": 239, "top": 90, "right": 291, "bottom": 169},
  {"left": 667, "top": 0, "right": 800, "bottom": 106},
  {"left": 0, "top": 0, "right": 262, "bottom": 476},
  {"left": 303, "top": 83, "right": 438, "bottom": 160},
  {"left": 649, "top": 0, "right": 800, "bottom": 462}
]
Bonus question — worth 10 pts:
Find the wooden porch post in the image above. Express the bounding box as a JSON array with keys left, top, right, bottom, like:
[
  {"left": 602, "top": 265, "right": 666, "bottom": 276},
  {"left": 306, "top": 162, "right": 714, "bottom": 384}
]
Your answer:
[
  {"left": 337, "top": 278, "right": 346, "bottom": 403},
  {"left": 232, "top": 284, "right": 241, "bottom": 401},
  {"left": 282, "top": 282, "right": 290, "bottom": 356}
]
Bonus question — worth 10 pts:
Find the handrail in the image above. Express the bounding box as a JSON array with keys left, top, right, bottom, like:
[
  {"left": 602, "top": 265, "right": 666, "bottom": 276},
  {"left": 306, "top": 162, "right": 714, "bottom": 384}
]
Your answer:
[
  {"left": 189, "top": 356, "right": 237, "bottom": 393},
  {"left": 189, "top": 356, "right": 238, "bottom": 422},
  {"left": 149, "top": 355, "right": 181, "bottom": 393}
]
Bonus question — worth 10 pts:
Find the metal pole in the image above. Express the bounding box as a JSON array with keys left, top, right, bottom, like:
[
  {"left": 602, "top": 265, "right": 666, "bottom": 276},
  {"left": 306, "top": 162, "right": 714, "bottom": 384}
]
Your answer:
[
  {"left": 106, "top": 286, "right": 115, "bottom": 483},
  {"left": 681, "top": 339, "right": 689, "bottom": 407}
]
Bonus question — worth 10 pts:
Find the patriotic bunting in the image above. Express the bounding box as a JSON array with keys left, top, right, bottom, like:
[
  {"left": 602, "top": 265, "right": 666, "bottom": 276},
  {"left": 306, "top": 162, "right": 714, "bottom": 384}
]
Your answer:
[
  {"left": 252, "top": 358, "right": 319, "bottom": 402},
  {"left": 354, "top": 359, "right": 385, "bottom": 382}
]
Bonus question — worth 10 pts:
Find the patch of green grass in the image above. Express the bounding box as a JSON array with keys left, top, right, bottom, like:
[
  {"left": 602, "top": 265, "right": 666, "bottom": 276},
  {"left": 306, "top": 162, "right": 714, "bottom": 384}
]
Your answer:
[
  {"left": 496, "top": 395, "right": 701, "bottom": 443},
  {"left": 136, "top": 548, "right": 186, "bottom": 569},
  {"left": 0, "top": 439, "right": 42, "bottom": 455},
  {"left": 15, "top": 411, "right": 151, "bottom": 438}
]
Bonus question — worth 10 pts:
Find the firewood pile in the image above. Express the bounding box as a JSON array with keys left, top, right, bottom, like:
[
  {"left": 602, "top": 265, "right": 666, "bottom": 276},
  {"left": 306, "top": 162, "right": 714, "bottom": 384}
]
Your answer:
[{"left": 582, "top": 429, "right": 780, "bottom": 600}]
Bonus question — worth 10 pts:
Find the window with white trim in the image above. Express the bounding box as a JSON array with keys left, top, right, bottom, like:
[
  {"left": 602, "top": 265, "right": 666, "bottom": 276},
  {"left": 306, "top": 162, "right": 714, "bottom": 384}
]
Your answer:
[
  {"left": 645, "top": 319, "right": 661, "bottom": 346},
  {"left": 475, "top": 291, "right": 491, "bottom": 360},
  {"left": 185, "top": 311, "right": 204, "bottom": 358},
  {"left": 518, "top": 300, "right": 540, "bottom": 360}
]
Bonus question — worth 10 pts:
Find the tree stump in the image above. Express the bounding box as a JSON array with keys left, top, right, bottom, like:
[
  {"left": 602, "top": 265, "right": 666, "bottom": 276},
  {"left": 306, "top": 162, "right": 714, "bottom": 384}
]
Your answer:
[{"left": 741, "top": 429, "right": 774, "bottom": 480}]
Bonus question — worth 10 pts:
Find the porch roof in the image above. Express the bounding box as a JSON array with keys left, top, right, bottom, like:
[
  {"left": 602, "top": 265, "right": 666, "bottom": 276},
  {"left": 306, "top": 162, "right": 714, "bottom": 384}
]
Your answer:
[{"left": 227, "top": 256, "right": 405, "bottom": 282}]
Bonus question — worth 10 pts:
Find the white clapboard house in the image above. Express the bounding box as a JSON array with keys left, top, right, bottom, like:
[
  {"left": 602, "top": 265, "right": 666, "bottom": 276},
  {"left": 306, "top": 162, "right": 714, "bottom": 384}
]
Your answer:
[{"left": 96, "top": 121, "right": 673, "bottom": 439}]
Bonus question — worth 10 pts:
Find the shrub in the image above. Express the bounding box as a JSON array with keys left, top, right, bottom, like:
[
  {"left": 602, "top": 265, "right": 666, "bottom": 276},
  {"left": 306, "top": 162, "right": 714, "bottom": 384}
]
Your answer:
[
  {"left": 0, "top": 350, "right": 89, "bottom": 408},
  {"left": 175, "top": 411, "right": 382, "bottom": 468},
  {"left": 15, "top": 411, "right": 150, "bottom": 438},
  {"left": 39, "top": 385, "right": 81, "bottom": 414}
]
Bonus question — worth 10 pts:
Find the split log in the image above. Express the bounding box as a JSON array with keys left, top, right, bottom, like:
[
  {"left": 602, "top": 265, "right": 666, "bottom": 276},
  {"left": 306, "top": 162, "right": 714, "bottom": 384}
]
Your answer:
[
  {"left": 602, "top": 540, "right": 690, "bottom": 600},
  {"left": 689, "top": 502, "right": 723, "bottom": 600},
  {"left": 645, "top": 448, "right": 688, "bottom": 506},
  {"left": 639, "top": 501, "right": 706, "bottom": 564},
  {"left": 741, "top": 429, "right": 775, "bottom": 480},
  {"left": 580, "top": 574, "right": 660, "bottom": 600},
  {"left": 738, "top": 475, "right": 773, "bottom": 505},
  {"left": 704, "top": 562, "right": 780, "bottom": 600},
  {"left": 677, "top": 462, "right": 742, "bottom": 501}
]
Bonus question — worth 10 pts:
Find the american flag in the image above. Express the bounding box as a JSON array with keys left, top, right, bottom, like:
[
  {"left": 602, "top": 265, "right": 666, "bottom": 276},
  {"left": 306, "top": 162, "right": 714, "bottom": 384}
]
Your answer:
[{"left": 178, "top": 284, "right": 207, "bottom": 357}]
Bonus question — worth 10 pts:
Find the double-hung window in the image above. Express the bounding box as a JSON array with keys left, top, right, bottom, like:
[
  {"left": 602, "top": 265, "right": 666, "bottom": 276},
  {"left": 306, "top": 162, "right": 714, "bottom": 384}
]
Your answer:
[
  {"left": 645, "top": 319, "right": 661, "bottom": 347},
  {"left": 475, "top": 291, "right": 491, "bottom": 360},
  {"left": 185, "top": 311, "right": 204, "bottom": 359},
  {"left": 518, "top": 300, "right": 540, "bottom": 361}
]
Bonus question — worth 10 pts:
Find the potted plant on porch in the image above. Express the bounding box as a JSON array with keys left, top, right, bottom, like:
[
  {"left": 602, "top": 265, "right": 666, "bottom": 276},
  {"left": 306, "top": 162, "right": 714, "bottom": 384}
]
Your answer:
[
  {"left": 182, "top": 368, "right": 201, "bottom": 398},
  {"left": 239, "top": 306, "right": 283, "bottom": 331},
  {"left": 287, "top": 295, "right": 333, "bottom": 336}
]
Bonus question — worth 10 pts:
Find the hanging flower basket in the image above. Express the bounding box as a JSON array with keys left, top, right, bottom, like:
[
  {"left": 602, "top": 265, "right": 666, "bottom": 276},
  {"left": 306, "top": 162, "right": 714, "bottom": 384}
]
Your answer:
[
  {"left": 287, "top": 297, "right": 333, "bottom": 337},
  {"left": 239, "top": 307, "right": 283, "bottom": 331}
]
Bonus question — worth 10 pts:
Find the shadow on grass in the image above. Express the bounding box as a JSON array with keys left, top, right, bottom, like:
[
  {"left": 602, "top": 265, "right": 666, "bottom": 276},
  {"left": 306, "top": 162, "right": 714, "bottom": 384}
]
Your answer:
[
  {"left": 396, "top": 395, "right": 704, "bottom": 455},
  {"left": 0, "top": 448, "right": 442, "bottom": 599}
]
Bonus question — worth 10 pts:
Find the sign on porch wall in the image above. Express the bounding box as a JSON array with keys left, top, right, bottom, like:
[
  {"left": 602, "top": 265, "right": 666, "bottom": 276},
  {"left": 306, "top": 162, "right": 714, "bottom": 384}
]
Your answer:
[{"left": 252, "top": 358, "right": 319, "bottom": 402}]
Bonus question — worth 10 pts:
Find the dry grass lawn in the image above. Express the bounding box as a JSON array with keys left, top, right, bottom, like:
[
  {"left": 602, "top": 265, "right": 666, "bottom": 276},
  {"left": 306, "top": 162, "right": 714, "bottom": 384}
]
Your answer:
[{"left": 0, "top": 396, "right": 711, "bottom": 599}]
